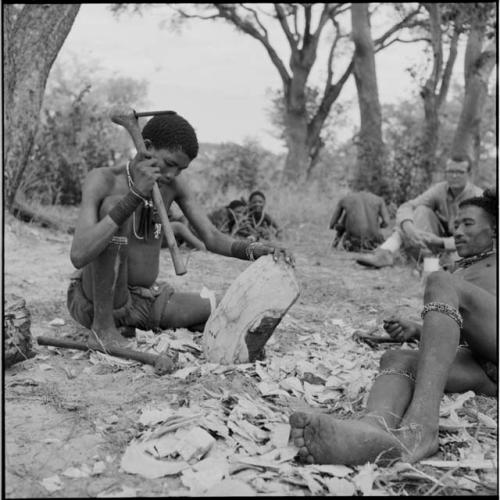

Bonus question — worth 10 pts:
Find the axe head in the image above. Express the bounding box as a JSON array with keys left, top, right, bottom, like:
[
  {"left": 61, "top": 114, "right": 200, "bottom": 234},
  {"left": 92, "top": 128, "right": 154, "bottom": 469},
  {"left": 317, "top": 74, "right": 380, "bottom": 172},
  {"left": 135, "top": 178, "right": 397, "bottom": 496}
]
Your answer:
[{"left": 109, "top": 105, "right": 138, "bottom": 127}]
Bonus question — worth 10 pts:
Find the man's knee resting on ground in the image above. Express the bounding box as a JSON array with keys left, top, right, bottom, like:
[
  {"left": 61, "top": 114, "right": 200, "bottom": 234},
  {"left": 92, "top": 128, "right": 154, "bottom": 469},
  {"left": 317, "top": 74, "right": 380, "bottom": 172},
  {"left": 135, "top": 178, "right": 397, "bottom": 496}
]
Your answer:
[{"left": 379, "top": 349, "right": 417, "bottom": 372}]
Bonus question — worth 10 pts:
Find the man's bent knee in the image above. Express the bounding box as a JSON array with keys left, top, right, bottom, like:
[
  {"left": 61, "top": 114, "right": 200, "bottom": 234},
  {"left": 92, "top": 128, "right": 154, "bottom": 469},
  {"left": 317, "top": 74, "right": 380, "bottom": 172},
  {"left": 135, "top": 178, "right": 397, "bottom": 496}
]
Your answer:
[{"left": 379, "top": 349, "right": 417, "bottom": 371}]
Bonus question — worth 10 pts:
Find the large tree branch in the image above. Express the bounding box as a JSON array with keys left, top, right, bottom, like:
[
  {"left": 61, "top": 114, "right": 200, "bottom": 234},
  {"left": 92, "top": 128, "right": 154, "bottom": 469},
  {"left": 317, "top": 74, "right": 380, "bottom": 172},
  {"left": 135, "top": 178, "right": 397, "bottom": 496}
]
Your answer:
[
  {"left": 304, "top": 3, "right": 312, "bottom": 41},
  {"left": 309, "top": 59, "right": 355, "bottom": 141},
  {"left": 424, "top": 3, "right": 443, "bottom": 94},
  {"left": 274, "top": 3, "right": 298, "bottom": 49},
  {"left": 325, "top": 17, "right": 342, "bottom": 88},
  {"left": 374, "top": 35, "right": 430, "bottom": 53},
  {"left": 210, "top": 5, "right": 291, "bottom": 88},
  {"left": 437, "top": 25, "right": 460, "bottom": 107},
  {"left": 174, "top": 7, "right": 219, "bottom": 21},
  {"left": 373, "top": 6, "right": 423, "bottom": 50},
  {"left": 239, "top": 3, "right": 269, "bottom": 37}
]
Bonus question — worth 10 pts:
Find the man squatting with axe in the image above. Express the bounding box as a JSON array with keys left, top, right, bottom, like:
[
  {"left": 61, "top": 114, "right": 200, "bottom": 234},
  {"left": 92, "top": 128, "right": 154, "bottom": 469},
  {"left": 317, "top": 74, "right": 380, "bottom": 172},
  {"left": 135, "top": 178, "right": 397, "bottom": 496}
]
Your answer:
[{"left": 65, "top": 110, "right": 294, "bottom": 372}]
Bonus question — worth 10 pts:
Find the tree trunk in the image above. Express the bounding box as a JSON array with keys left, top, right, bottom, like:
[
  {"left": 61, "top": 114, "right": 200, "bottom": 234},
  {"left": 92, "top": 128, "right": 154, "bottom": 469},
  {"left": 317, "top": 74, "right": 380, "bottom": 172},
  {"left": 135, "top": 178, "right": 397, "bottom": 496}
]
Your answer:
[
  {"left": 350, "top": 3, "right": 387, "bottom": 195},
  {"left": 451, "top": 24, "right": 496, "bottom": 177},
  {"left": 3, "top": 4, "right": 81, "bottom": 210},
  {"left": 282, "top": 110, "right": 310, "bottom": 183}
]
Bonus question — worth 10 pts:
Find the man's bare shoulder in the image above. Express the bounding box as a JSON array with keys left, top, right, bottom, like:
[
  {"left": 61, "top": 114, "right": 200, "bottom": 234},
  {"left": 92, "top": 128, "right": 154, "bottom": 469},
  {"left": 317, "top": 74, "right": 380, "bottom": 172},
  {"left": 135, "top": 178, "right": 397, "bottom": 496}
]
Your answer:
[{"left": 82, "top": 166, "right": 125, "bottom": 196}]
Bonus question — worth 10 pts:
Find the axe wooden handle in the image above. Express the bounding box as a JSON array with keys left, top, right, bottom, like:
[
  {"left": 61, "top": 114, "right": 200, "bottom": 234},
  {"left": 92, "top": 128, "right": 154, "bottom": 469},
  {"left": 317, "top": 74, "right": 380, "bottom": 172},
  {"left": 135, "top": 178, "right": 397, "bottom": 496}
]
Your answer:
[
  {"left": 110, "top": 107, "right": 187, "bottom": 276},
  {"left": 151, "top": 184, "right": 186, "bottom": 275},
  {"left": 37, "top": 335, "right": 161, "bottom": 366}
]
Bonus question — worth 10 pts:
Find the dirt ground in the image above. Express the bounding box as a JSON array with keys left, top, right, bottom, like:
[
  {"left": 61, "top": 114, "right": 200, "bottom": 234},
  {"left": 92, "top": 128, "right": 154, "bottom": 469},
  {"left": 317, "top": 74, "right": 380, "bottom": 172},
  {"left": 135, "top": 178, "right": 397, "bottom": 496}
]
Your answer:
[{"left": 4, "top": 213, "right": 497, "bottom": 497}]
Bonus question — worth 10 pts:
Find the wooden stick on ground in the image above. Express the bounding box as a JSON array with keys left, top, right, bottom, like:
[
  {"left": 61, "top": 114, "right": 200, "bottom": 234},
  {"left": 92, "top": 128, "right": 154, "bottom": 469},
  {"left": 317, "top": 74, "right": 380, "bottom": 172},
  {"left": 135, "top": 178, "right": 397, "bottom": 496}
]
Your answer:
[{"left": 37, "top": 336, "right": 176, "bottom": 374}]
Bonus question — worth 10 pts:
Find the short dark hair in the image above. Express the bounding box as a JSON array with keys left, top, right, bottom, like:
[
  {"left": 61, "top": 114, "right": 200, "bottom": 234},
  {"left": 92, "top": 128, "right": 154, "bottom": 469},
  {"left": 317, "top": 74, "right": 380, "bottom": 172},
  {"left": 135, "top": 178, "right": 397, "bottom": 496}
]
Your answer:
[
  {"left": 249, "top": 190, "right": 265, "bottom": 201},
  {"left": 227, "top": 199, "right": 246, "bottom": 210},
  {"left": 459, "top": 187, "right": 497, "bottom": 226},
  {"left": 142, "top": 111, "right": 199, "bottom": 160},
  {"left": 448, "top": 157, "right": 472, "bottom": 173}
]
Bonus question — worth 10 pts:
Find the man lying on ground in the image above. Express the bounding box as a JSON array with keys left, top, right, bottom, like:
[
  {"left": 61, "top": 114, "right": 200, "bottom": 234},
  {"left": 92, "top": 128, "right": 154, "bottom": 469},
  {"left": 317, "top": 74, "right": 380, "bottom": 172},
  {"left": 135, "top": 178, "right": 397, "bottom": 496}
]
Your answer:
[
  {"left": 329, "top": 188, "right": 390, "bottom": 252},
  {"left": 356, "top": 158, "right": 483, "bottom": 268},
  {"left": 290, "top": 188, "right": 497, "bottom": 465},
  {"left": 67, "top": 112, "right": 293, "bottom": 351}
]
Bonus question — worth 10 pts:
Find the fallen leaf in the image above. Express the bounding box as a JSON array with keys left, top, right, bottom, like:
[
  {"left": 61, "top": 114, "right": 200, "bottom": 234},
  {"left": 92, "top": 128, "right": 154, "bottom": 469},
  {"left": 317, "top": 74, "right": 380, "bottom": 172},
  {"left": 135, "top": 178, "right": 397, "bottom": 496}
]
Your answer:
[
  {"left": 92, "top": 461, "right": 106, "bottom": 475},
  {"left": 138, "top": 406, "right": 174, "bottom": 426},
  {"left": 177, "top": 426, "right": 215, "bottom": 462},
  {"left": 268, "top": 423, "right": 291, "bottom": 449},
  {"left": 440, "top": 391, "right": 475, "bottom": 417},
  {"left": 40, "top": 475, "right": 63, "bottom": 492},
  {"left": 181, "top": 468, "right": 223, "bottom": 494},
  {"left": 310, "top": 464, "right": 353, "bottom": 478},
  {"left": 120, "top": 441, "right": 189, "bottom": 478},
  {"left": 144, "top": 433, "right": 180, "bottom": 459},
  {"left": 39, "top": 363, "right": 53, "bottom": 371},
  {"left": 257, "top": 381, "right": 289, "bottom": 398},
  {"left": 324, "top": 477, "right": 356, "bottom": 495},
  {"left": 204, "top": 479, "right": 256, "bottom": 496},
  {"left": 97, "top": 486, "right": 138, "bottom": 497},
  {"left": 62, "top": 467, "right": 89, "bottom": 479},
  {"left": 49, "top": 318, "right": 66, "bottom": 326},
  {"left": 280, "top": 377, "right": 304, "bottom": 395},
  {"left": 352, "top": 463, "right": 377, "bottom": 495},
  {"left": 476, "top": 412, "right": 497, "bottom": 429},
  {"left": 419, "top": 458, "right": 497, "bottom": 469},
  {"left": 200, "top": 413, "right": 230, "bottom": 439},
  {"left": 172, "top": 366, "right": 201, "bottom": 380}
]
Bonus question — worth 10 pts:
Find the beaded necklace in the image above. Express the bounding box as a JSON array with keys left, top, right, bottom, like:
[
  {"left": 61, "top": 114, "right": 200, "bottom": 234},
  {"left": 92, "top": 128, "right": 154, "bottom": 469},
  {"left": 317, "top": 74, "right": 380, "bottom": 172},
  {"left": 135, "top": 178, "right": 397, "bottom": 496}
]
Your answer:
[
  {"left": 126, "top": 162, "right": 162, "bottom": 240},
  {"left": 455, "top": 247, "right": 496, "bottom": 269}
]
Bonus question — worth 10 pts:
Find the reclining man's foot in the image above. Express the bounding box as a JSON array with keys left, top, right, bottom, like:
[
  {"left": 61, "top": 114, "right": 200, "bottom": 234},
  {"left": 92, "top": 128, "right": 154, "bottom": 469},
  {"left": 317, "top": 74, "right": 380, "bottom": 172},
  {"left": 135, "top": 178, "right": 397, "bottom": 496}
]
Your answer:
[
  {"left": 87, "top": 326, "right": 129, "bottom": 351},
  {"left": 289, "top": 412, "right": 402, "bottom": 465},
  {"left": 397, "top": 419, "right": 439, "bottom": 463},
  {"left": 356, "top": 249, "right": 394, "bottom": 269}
]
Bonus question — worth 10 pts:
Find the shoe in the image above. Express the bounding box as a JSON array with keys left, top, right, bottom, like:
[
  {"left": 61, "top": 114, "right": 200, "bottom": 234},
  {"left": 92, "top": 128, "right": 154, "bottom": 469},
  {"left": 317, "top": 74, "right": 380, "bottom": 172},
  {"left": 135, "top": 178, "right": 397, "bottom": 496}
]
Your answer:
[{"left": 356, "top": 248, "right": 394, "bottom": 268}]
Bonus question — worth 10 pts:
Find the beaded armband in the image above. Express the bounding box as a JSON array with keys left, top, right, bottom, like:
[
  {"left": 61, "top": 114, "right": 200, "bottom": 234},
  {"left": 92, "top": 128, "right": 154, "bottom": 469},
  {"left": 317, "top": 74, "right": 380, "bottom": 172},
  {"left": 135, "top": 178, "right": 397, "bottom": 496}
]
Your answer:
[
  {"left": 377, "top": 368, "right": 416, "bottom": 383},
  {"left": 110, "top": 236, "right": 128, "bottom": 246},
  {"left": 421, "top": 302, "right": 463, "bottom": 330},
  {"left": 230, "top": 241, "right": 264, "bottom": 261}
]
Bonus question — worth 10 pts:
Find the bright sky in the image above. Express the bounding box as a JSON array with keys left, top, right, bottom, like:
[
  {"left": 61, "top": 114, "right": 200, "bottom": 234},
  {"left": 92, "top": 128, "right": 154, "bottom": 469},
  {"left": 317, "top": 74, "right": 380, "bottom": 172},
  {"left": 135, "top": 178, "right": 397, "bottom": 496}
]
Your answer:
[{"left": 55, "top": 3, "right": 464, "bottom": 153}]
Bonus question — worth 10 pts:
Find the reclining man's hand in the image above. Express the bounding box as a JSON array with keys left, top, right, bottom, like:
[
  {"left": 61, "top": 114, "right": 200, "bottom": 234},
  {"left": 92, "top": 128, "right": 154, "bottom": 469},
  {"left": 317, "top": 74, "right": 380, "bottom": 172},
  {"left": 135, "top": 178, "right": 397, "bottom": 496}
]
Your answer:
[
  {"left": 419, "top": 231, "right": 444, "bottom": 252},
  {"left": 252, "top": 242, "right": 295, "bottom": 267},
  {"left": 383, "top": 315, "right": 421, "bottom": 342}
]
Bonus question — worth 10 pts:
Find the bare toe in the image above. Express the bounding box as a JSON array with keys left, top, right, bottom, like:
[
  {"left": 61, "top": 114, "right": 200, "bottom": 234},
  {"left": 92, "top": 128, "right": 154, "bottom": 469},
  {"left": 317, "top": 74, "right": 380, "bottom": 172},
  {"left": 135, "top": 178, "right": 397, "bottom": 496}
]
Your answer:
[{"left": 290, "top": 411, "right": 311, "bottom": 428}]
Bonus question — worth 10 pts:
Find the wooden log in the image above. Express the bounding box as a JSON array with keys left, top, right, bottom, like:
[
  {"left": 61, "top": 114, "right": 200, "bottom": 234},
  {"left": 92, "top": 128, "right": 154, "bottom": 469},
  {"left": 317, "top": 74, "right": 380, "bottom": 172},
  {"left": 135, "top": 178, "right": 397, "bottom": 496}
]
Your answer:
[
  {"left": 203, "top": 255, "right": 300, "bottom": 364},
  {"left": 4, "top": 293, "right": 35, "bottom": 368}
]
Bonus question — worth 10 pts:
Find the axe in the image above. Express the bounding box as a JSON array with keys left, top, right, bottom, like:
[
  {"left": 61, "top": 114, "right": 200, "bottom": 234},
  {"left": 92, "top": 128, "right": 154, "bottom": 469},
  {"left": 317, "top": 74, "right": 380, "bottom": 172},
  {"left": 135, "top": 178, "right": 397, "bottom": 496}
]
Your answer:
[
  {"left": 37, "top": 335, "right": 177, "bottom": 375},
  {"left": 109, "top": 106, "right": 187, "bottom": 276}
]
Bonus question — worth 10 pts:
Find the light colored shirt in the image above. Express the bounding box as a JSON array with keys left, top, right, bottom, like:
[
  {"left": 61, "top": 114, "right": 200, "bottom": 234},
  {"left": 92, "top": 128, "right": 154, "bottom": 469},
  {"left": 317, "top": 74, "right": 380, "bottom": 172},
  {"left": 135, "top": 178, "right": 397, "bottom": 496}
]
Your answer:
[{"left": 396, "top": 181, "right": 483, "bottom": 250}]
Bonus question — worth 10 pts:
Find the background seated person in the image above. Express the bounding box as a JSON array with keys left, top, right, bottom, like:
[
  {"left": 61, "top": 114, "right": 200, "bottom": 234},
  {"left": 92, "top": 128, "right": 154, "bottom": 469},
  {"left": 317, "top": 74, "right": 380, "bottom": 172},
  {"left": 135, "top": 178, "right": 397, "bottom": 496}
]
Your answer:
[
  {"left": 290, "top": 188, "right": 497, "bottom": 466},
  {"left": 247, "top": 190, "right": 282, "bottom": 241},
  {"left": 356, "top": 158, "right": 483, "bottom": 268},
  {"left": 207, "top": 199, "right": 251, "bottom": 238},
  {"left": 329, "top": 189, "right": 390, "bottom": 252}
]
